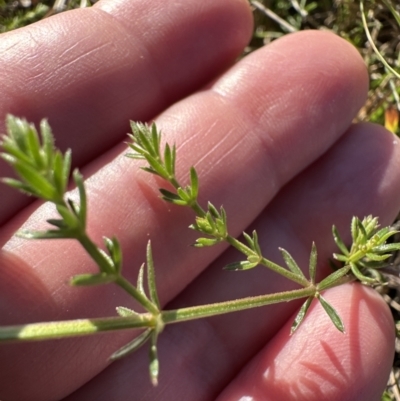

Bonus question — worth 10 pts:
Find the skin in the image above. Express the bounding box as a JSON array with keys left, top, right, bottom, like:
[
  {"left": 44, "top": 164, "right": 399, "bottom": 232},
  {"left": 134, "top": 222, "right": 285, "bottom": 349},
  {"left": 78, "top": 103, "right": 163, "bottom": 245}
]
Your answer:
[{"left": 0, "top": 0, "right": 399, "bottom": 400}]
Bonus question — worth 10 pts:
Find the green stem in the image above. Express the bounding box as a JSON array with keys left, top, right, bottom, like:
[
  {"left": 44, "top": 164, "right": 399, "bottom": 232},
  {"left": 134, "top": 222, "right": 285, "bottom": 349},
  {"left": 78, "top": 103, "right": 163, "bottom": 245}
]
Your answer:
[
  {"left": 77, "top": 234, "right": 159, "bottom": 314},
  {"left": 0, "top": 286, "right": 318, "bottom": 342},
  {"left": 115, "top": 276, "right": 159, "bottom": 315},
  {"left": 226, "top": 235, "right": 254, "bottom": 256},
  {"left": 169, "top": 168, "right": 309, "bottom": 287},
  {"left": 77, "top": 232, "right": 114, "bottom": 274},
  {"left": 260, "top": 257, "right": 310, "bottom": 287},
  {"left": 226, "top": 235, "right": 310, "bottom": 287},
  {"left": 190, "top": 201, "right": 206, "bottom": 217},
  {"left": 0, "top": 314, "right": 154, "bottom": 342},
  {"left": 162, "top": 286, "right": 315, "bottom": 324}
]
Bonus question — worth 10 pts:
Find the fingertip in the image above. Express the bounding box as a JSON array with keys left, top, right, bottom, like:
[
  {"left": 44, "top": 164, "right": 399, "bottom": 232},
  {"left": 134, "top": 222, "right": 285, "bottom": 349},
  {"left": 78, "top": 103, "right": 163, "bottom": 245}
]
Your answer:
[{"left": 218, "top": 284, "right": 394, "bottom": 401}]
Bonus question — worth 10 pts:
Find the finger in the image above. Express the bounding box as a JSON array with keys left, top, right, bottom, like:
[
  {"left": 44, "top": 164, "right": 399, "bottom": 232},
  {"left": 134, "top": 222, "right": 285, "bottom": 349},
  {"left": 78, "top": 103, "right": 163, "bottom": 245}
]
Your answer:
[
  {"left": 0, "top": 0, "right": 253, "bottom": 225},
  {"left": 217, "top": 284, "right": 394, "bottom": 401},
  {"left": 0, "top": 31, "right": 369, "bottom": 400},
  {"left": 63, "top": 122, "right": 400, "bottom": 401}
]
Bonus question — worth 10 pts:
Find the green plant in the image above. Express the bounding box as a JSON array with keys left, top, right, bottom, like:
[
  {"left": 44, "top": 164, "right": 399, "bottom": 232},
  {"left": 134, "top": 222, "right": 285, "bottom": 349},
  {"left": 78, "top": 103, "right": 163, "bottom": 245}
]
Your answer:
[{"left": 1, "top": 115, "right": 400, "bottom": 385}]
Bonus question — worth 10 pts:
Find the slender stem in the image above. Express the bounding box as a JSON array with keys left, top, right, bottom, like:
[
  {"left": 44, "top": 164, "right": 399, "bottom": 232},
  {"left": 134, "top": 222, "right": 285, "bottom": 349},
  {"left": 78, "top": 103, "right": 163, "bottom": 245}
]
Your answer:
[
  {"left": 226, "top": 235, "right": 310, "bottom": 287},
  {"left": 190, "top": 201, "right": 206, "bottom": 218},
  {"left": 0, "top": 285, "right": 324, "bottom": 343},
  {"left": 169, "top": 167, "right": 309, "bottom": 287},
  {"left": 169, "top": 177, "right": 180, "bottom": 189},
  {"left": 226, "top": 235, "right": 254, "bottom": 256},
  {"left": 260, "top": 257, "right": 310, "bottom": 287},
  {"left": 77, "top": 234, "right": 159, "bottom": 314},
  {"left": 115, "top": 276, "right": 159, "bottom": 314},
  {"left": 77, "top": 232, "right": 114, "bottom": 274},
  {"left": 162, "top": 286, "right": 315, "bottom": 324},
  {"left": 0, "top": 314, "right": 154, "bottom": 342}
]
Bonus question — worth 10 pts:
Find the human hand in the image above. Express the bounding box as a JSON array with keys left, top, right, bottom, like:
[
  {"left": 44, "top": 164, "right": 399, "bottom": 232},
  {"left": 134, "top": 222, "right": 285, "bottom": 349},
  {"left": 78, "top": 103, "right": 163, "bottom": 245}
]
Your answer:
[{"left": 1, "top": 1, "right": 400, "bottom": 400}]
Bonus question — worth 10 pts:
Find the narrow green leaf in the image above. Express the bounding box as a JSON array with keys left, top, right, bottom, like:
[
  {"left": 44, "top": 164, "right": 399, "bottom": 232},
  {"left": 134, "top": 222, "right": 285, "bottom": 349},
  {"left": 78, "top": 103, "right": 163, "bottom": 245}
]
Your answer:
[
  {"left": 177, "top": 187, "right": 191, "bottom": 202},
  {"left": 126, "top": 138, "right": 147, "bottom": 156},
  {"left": 70, "top": 272, "right": 116, "bottom": 286},
  {"left": 110, "top": 328, "right": 152, "bottom": 360},
  {"left": 116, "top": 306, "right": 141, "bottom": 318},
  {"left": 137, "top": 263, "right": 145, "bottom": 295},
  {"left": 74, "top": 170, "right": 87, "bottom": 226},
  {"left": 356, "top": 218, "right": 368, "bottom": 243},
  {"left": 350, "top": 262, "right": 376, "bottom": 284},
  {"left": 164, "top": 143, "right": 173, "bottom": 176},
  {"left": 317, "top": 293, "right": 345, "bottom": 333},
  {"left": 14, "top": 161, "right": 55, "bottom": 200},
  {"left": 150, "top": 123, "right": 160, "bottom": 158},
  {"left": 112, "top": 238, "right": 122, "bottom": 274},
  {"left": 309, "top": 242, "right": 317, "bottom": 284},
  {"left": 6, "top": 115, "right": 30, "bottom": 152},
  {"left": 291, "top": 297, "right": 313, "bottom": 334},
  {"left": 215, "top": 216, "right": 227, "bottom": 237},
  {"left": 142, "top": 153, "right": 166, "bottom": 178},
  {"left": 194, "top": 237, "right": 221, "bottom": 247},
  {"left": 146, "top": 241, "right": 160, "bottom": 310},
  {"left": 52, "top": 151, "right": 65, "bottom": 196},
  {"left": 351, "top": 216, "right": 358, "bottom": 243},
  {"left": 141, "top": 166, "right": 158, "bottom": 175},
  {"left": 365, "top": 252, "right": 391, "bottom": 262},
  {"left": 67, "top": 198, "right": 80, "bottom": 218},
  {"left": 138, "top": 128, "right": 156, "bottom": 158},
  {"left": 26, "top": 124, "right": 43, "bottom": 168},
  {"left": 159, "top": 188, "right": 180, "bottom": 201},
  {"left": 1, "top": 139, "right": 32, "bottom": 165},
  {"left": 224, "top": 260, "right": 258, "bottom": 270},
  {"left": 279, "top": 248, "right": 306, "bottom": 279},
  {"left": 372, "top": 243, "right": 400, "bottom": 253},
  {"left": 56, "top": 204, "right": 79, "bottom": 229},
  {"left": 362, "top": 215, "right": 378, "bottom": 236},
  {"left": 40, "top": 118, "right": 54, "bottom": 168},
  {"left": 317, "top": 266, "right": 351, "bottom": 291},
  {"left": 46, "top": 218, "right": 68, "bottom": 229},
  {"left": 1, "top": 177, "right": 34, "bottom": 195},
  {"left": 332, "top": 253, "right": 348, "bottom": 262},
  {"left": 373, "top": 226, "right": 391, "bottom": 241},
  {"left": 250, "top": 231, "right": 260, "bottom": 255},
  {"left": 332, "top": 226, "right": 349, "bottom": 256},
  {"left": 205, "top": 212, "right": 217, "bottom": 231},
  {"left": 103, "top": 237, "right": 122, "bottom": 274},
  {"left": 243, "top": 232, "right": 255, "bottom": 249},
  {"left": 160, "top": 196, "right": 187, "bottom": 206},
  {"left": 171, "top": 144, "right": 176, "bottom": 176},
  {"left": 129, "top": 121, "right": 140, "bottom": 137},
  {"left": 125, "top": 152, "right": 146, "bottom": 160},
  {"left": 17, "top": 229, "right": 77, "bottom": 239},
  {"left": 189, "top": 167, "right": 199, "bottom": 200},
  {"left": 207, "top": 202, "right": 219, "bottom": 218},
  {"left": 159, "top": 188, "right": 187, "bottom": 206},
  {"left": 62, "top": 150, "right": 72, "bottom": 191},
  {"left": 149, "top": 331, "right": 159, "bottom": 386},
  {"left": 358, "top": 259, "right": 388, "bottom": 269}
]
